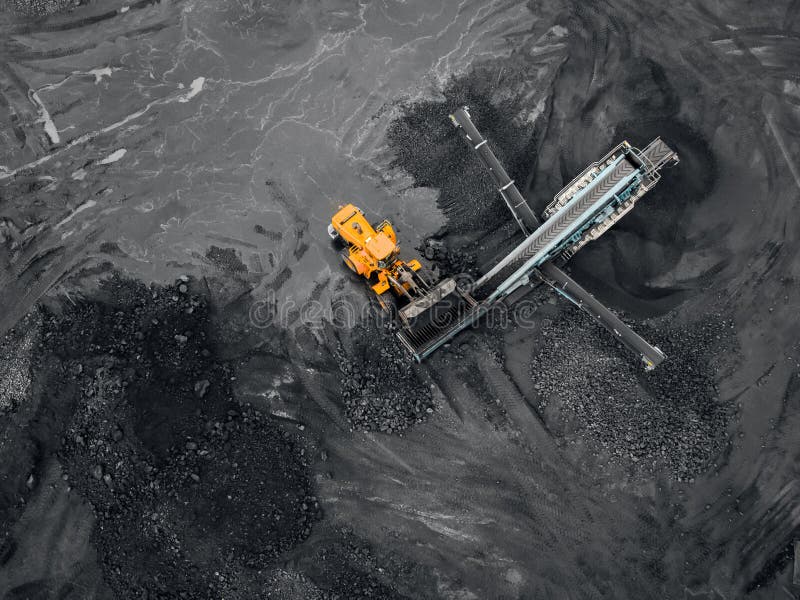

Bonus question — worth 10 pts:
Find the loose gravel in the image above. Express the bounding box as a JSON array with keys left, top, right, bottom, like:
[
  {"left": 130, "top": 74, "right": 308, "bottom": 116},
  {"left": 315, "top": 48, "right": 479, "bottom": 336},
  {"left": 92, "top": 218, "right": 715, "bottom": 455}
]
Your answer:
[
  {"left": 335, "top": 323, "right": 433, "bottom": 434},
  {"left": 530, "top": 308, "right": 737, "bottom": 480},
  {"left": 3, "top": 0, "right": 78, "bottom": 16},
  {"left": 0, "top": 318, "right": 35, "bottom": 413}
]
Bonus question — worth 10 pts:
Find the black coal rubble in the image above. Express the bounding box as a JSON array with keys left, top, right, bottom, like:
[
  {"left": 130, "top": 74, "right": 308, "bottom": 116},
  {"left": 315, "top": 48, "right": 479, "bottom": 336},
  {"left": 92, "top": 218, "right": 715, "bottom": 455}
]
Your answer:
[
  {"left": 336, "top": 335, "right": 433, "bottom": 434},
  {"left": 387, "top": 79, "right": 535, "bottom": 237},
  {"left": 308, "top": 527, "right": 411, "bottom": 600},
  {"left": 530, "top": 311, "right": 735, "bottom": 480},
  {"left": 38, "top": 274, "right": 320, "bottom": 599},
  {"left": 420, "top": 238, "right": 478, "bottom": 280},
  {"left": 6, "top": 0, "right": 79, "bottom": 17}
]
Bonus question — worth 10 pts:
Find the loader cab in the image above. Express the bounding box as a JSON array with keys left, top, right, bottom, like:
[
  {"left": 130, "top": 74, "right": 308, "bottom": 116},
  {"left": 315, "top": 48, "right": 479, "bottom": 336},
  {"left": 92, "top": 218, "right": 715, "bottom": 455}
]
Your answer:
[
  {"left": 330, "top": 204, "right": 372, "bottom": 246},
  {"left": 330, "top": 204, "right": 400, "bottom": 261}
]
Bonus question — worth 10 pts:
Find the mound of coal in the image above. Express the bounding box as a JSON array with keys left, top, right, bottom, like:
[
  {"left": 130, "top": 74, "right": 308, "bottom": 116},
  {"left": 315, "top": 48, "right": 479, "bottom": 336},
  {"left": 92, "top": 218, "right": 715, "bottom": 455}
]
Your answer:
[
  {"left": 387, "top": 73, "right": 537, "bottom": 235},
  {"left": 335, "top": 324, "right": 433, "bottom": 434},
  {"left": 32, "top": 274, "right": 318, "bottom": 598},
  {"left": 3, "top": 0, "right": 78, "bottom": 17},
  {"left": 530, "top": 308, "right": 736, "bottom": 480},
  {"left": 304, "top": 529, "right": 414, "bottom": 600},
  {"left": 419, "top": 238, "right": 479, "bottom": 281},
  {"left": 0, "top": 320, "right": 34, "bottom": 414}
]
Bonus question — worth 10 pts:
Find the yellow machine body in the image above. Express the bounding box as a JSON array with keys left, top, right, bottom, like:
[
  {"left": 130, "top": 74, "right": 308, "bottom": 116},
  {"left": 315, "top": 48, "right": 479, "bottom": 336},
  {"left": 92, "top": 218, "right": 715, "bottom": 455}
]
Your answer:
[
  {"left": 330, "top": 204, "right": 423, "bottom": 297},
  {"left": 329, "top": 203, "right": 476, "bottom": 361}
]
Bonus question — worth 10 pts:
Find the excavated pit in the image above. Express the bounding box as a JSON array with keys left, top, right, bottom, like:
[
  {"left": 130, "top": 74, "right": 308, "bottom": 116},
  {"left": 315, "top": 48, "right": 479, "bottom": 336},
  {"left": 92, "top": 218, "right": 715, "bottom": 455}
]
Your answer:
[{"left": 2, "top": 0, "right": 800, "bottom": 598}]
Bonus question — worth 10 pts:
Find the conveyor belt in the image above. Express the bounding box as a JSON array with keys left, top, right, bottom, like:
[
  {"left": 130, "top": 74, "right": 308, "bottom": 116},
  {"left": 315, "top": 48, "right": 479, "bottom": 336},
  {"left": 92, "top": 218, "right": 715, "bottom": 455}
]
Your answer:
[
  {"left": 544, "top": 142, "right": 626, "bottom": 219},
  {"left": 475, "top": 156, "right": 637, "bottom": 299},
  {"left": 538, "top": 263, "right": 666, "bottom": 369},
  {"left": 450, "top": 107, "right": 540, "bottom": 234},
  {"left": 641, "top": 137, "right": 678, "bottom": 171},
  {"left": 446, "top": 106, "right": 674, "bottom": 369}
]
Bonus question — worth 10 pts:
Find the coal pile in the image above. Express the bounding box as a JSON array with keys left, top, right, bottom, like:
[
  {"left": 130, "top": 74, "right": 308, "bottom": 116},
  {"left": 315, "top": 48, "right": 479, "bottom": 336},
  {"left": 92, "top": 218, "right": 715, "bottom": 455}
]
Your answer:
[
  {"left": 530, "top": 308, "right": 736, "bottom": 480},
  {"left": 419, "top": 238, "right": 478, "bottom": 281},
  {"left": 31, "top": 274, "right": 318, "bottom": 598},
  {"left": 387, "top": 73, "right": 537, "bottom": 235},
  {"left": 305, "top": 530, "right": 413, "bottom": 600},
  {"left": 0, "top": 0, "right": 78, "bottom": 18},
  {"left": 2, "top": 0, "right": 78, "bottom": 17},
  {"left": 0, "top": 320, "right": 34, "bottom": 413},
  {"left": 335, "top": 325, "right": 433, "bottom": 434}
]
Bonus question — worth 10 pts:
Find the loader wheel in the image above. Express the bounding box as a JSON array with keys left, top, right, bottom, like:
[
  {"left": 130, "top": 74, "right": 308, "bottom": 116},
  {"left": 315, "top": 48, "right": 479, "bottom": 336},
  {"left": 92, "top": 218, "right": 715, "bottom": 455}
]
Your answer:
[
  {"left": 329, "top": 227, "right": 345, "bottom": 249},
  {"left": 341, "top": 254, "right": 358, "bottom": 274}
]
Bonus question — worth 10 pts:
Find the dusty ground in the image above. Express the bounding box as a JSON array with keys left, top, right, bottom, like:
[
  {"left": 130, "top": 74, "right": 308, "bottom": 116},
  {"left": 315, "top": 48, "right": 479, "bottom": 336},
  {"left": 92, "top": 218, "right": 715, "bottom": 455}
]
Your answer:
[{"left": 2, "top": 0, "right": 800, "bottom": 598}]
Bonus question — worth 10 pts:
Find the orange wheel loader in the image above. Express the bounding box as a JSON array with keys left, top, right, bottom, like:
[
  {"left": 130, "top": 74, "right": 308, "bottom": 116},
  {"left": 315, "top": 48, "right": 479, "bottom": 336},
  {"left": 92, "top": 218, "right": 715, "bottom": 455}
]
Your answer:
[{"left": 329, "top": 204, "right": 476, "bottom": 360}]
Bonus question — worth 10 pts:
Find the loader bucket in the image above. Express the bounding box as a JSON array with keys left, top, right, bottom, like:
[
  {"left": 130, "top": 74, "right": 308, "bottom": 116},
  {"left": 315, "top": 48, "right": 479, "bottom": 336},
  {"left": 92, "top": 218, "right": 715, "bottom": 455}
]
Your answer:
[
  {"left": 399, "top": 278, "right": 458, "bottom": 323},
  {"left": 395, "top": 278, "right": 479, "bottom": 361}
]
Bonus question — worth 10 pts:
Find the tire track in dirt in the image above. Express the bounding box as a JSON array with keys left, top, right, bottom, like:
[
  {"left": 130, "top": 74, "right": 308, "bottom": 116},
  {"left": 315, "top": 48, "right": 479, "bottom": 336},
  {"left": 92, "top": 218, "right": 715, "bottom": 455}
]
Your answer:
[
  {"left": 0, "top": 60, "right": 50, "bottom": 160},
  {"left": 312, "top": 335, "right": 666, "bottom": 597},
  {"left": 285, "top": 329, "right": 349, "bottom": 433},
  {"left": 674, "top": 369, "right": 800, "bottom": 596},
  {"left": 0, "top": 460, "right": 105, "bottom": 600},
  {"left": 476, "top": 348, "right": 557, "bottom": 456},
  {"left": 0, "top": 239, "right": 94, "bottom": 338}
]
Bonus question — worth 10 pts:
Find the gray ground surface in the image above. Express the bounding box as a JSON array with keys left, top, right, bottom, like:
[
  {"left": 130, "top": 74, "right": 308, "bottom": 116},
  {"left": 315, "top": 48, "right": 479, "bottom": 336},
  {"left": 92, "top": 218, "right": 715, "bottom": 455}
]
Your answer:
[{"left": 1, "top": 0, "right": 800, "bottom": 598}]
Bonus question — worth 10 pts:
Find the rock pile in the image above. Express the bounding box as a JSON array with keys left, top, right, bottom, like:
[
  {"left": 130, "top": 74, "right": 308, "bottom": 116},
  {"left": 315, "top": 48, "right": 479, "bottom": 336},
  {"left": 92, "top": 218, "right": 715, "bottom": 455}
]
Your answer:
[
  {"left": 308, "top": 529, "right": 413, "bottom": 600},
  {"left": 336, "top": 326, "right": 433, "bottom": 434},
  {"left": 3, "top": 0, "right": 77, "bottom": 16},
  {"left": 420, "top": 238, "right": 478, "bottom": 280},
  {"left": 530, "top": 308, "right": 736, "bottom": 480},
  {"left": 37, "top": 274, "right": 319, "bottom": 599},
  {"left": 206, "top": 245, "right": 248, "bottom": 272},
  {"left": 0, "top": 318, "right": 36, "bottom": 413},
  {"left": 387, "top": 75, "right": 537, "bottom": 235}
]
